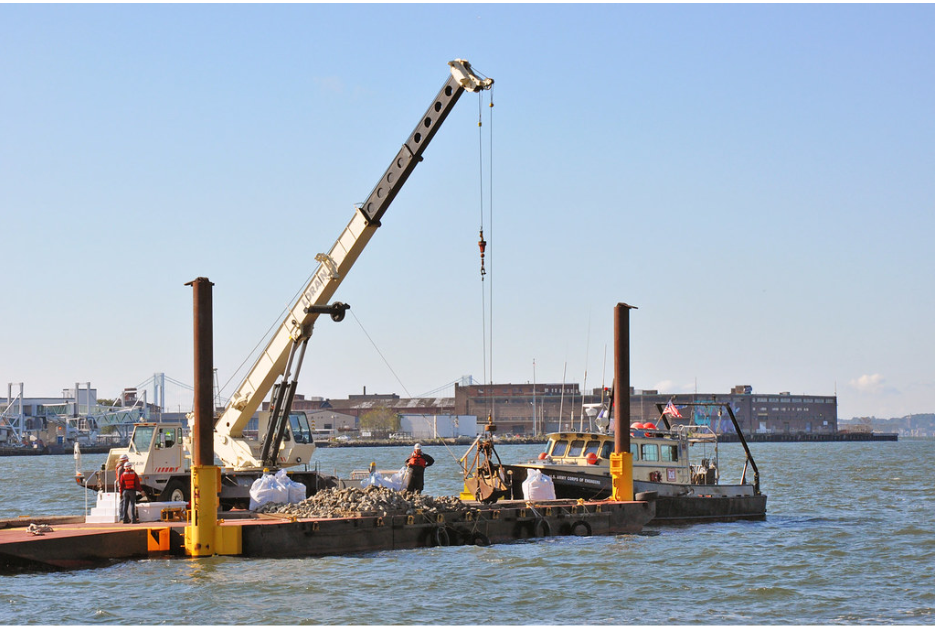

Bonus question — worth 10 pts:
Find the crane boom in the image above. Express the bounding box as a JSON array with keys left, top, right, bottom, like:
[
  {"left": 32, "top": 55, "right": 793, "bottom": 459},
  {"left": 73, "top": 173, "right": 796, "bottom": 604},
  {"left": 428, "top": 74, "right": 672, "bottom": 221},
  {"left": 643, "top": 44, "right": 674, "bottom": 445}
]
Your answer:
[{"left": 214, "top": 60, "right": 493, "bottom": 469}]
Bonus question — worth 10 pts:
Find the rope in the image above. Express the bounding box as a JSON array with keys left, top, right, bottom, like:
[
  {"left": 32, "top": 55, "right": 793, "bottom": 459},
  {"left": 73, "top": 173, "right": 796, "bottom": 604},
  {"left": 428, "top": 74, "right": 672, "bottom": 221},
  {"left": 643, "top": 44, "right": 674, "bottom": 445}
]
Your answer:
[
  {"left": 217, "top": 270, "right": 317, "bottom": 402},
  {"left": 476, "top": 88, "right": 497, "bottom": 419},
  {"left": 350, "top": 309, "right": 411, "bottom": 398},
  {"left": 350, "top": 309, "right": 463, "bottom": 467},
  {"left": 477, "top": 92, "right": 488, "bottom": 393}
]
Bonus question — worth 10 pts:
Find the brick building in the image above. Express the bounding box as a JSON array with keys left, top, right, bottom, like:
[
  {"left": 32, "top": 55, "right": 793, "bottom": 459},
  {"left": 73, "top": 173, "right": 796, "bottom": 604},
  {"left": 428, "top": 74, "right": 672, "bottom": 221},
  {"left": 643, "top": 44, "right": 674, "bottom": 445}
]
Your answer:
[{"left": 454, "top": 382, "right": 837, "bottom": 436}]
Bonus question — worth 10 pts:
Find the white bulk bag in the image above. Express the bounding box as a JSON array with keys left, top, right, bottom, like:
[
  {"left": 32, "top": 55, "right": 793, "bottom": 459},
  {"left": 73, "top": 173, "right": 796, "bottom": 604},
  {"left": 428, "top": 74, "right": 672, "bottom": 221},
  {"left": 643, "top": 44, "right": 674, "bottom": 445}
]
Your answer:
[{"left": 522, "top": 468, "right": 556, "bottom": 500}]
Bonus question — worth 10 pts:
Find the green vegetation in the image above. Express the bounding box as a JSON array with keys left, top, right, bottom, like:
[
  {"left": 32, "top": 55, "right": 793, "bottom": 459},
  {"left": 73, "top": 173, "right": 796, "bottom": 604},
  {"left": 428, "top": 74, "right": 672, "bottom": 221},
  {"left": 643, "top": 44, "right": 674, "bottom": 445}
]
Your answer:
[{"left": 358, "top": 406, "right": 401, "bottom": 438}]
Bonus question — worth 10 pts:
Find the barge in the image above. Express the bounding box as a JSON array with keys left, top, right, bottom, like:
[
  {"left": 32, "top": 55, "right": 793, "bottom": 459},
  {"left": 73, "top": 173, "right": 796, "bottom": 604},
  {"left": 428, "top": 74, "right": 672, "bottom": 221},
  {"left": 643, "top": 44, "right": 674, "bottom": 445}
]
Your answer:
[{"left": 0, "top": 497, "right": 654, "bottom": 572}]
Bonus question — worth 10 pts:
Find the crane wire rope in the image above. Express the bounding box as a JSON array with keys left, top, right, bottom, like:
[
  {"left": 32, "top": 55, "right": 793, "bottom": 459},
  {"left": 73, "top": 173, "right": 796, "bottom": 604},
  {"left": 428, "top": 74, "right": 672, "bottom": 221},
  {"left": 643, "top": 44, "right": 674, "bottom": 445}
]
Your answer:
[
  {"left": 216, "top": 275, "right": 316, "bottom": 404},
  {"left": 349, "top": 309, "right": 411, "bottom": 399},
  {"left": 477, "top": 86, "right": 496, "bottom": 420},
  {"left": 350, "top": 303, "right": 463, "bottom": 467}
]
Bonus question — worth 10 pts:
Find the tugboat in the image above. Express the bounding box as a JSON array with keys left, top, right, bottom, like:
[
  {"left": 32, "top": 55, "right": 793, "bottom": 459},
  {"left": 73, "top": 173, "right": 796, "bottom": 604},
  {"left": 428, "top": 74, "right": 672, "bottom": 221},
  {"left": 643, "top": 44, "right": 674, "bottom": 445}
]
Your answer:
[{"left": 502, "top": 400, "right": 767, "bottom": 524}]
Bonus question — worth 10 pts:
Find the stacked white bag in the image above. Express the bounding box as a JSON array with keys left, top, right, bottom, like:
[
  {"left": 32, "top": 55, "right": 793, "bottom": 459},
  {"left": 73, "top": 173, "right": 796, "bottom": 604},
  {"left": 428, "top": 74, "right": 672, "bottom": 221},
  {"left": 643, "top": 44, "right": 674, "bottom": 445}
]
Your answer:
[
  {"left": 521, "top": 468, "right": 556, "bottom": 500},
  {"left": 249, "top": 469, "right": 308, "bottom": 510}
]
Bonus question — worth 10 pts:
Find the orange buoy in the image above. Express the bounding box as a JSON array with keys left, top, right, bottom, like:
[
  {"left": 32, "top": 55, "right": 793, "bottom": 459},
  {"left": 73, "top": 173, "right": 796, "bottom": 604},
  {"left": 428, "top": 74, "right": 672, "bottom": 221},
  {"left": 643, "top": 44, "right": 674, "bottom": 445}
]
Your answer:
[
  {"left": 585, "top": 452, "right": 598, "bottom": 465},
  {"left": 643, "top": 422, "right": 656, "bottom": 430},
  {"left": 538, "top": 452, "right": 548, "bottom": 460},
  {"left": 630, "top": 422, "right": 644, "bottom": 430}
]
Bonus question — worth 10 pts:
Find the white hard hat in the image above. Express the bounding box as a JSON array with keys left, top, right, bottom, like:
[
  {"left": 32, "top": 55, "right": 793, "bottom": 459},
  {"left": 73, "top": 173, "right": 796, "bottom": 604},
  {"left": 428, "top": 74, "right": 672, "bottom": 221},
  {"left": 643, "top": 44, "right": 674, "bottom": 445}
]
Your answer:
[
  {"left": 119, "top": 454, "right": 129, "bottom": 461},
  {"left": 413, "top": 443, "right": 422, "bottom": 451}
]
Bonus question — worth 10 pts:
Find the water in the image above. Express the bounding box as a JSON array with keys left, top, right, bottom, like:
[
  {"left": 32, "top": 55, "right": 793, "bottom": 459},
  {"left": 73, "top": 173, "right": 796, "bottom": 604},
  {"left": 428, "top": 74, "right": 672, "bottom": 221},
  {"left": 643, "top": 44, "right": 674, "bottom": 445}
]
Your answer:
[{"left": 0, "top": 440, "right": 933, "bottom": 625}]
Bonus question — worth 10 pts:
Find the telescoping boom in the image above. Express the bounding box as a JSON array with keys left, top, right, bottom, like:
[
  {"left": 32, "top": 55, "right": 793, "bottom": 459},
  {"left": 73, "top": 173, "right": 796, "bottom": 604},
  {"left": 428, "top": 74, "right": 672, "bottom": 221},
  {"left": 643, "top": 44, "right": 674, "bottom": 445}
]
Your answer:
[{"left": 214, "top": 60, "right": 494, "bottom": 470}]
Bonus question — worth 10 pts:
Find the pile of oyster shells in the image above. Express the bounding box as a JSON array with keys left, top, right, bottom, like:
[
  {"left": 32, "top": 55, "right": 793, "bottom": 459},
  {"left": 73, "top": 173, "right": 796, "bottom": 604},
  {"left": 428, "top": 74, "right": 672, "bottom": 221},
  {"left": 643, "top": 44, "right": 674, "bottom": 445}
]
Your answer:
[{"left": 258, "top": 485, "right": 475, "bottom": 519}]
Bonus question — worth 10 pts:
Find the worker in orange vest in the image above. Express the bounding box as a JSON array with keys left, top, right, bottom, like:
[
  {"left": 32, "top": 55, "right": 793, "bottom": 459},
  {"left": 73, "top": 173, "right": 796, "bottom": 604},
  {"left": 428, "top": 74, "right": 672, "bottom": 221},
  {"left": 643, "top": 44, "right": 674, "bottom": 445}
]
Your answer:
[
  {"left": 404, "top": 443, "right": 434, "bottom": 493},
  {"left": 118, "top": 464, "right": 142, "bottom": 524}
]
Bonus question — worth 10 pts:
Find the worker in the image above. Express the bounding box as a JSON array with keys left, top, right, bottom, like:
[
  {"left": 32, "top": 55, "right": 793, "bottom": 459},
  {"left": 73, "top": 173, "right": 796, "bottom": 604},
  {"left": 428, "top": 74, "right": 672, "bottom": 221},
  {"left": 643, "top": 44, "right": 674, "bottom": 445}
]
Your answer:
[
  {"left": 118, "top": 463, "right": 142, "bottom": 524},
  {"left": 404, "top": 443, "right": 434, "bottom": 493},
  {"left": 115, "top": 453, "right": 129, "bottom": 491}
]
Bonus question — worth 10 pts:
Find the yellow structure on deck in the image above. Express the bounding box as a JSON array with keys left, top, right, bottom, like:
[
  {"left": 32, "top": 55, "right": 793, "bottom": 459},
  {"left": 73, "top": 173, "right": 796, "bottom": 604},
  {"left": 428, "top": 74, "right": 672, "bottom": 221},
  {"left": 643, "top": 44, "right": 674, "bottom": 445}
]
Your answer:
[
  {"left": 609, "top": 452, "right": 634, "bottom": 501},
  {"left": 184, "top": 465, "right": 241, "bottom": 556}
]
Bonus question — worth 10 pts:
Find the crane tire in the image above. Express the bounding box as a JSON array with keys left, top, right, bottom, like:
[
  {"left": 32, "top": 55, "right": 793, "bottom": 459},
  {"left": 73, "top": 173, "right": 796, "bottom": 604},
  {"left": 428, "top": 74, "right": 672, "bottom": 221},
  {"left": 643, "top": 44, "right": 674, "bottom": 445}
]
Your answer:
[{"left": 159, "top": 480, "right": 189, "bottom": 503}]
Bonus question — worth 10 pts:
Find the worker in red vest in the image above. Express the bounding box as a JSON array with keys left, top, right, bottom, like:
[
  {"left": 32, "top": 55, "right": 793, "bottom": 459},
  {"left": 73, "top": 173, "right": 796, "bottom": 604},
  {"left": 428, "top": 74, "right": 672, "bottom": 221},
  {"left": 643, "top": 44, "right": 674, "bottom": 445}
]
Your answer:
[
  {"left": 118, "top": 464, "right": 142, "bottom": 524},
  {"left": 115, "top": 453, "right": 129, "bottom": 490},
  {"left": 404, "top": 443, "right": 434, "bottom": 493}
]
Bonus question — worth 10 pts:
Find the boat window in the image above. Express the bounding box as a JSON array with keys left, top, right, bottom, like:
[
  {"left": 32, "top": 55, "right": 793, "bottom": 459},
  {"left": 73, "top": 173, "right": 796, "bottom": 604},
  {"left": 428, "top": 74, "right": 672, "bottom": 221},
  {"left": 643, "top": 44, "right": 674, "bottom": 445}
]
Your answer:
[
  {"left": 131, "top": 426, "right": 155, "bottom": 453},
  {"left": 600, "top": 441, "right": 613, "bottom": 459},
  {"left": 550, "top": 440, "right": 569, "bottom": 457},
  {"left": 630, "top": 443, "right": 638, "bottom": 457},
  {"left": 641, "top": 443, "right": 659, "bottom": 462},
  {"left": 584, "top": 440, "right": 600, "bottom": 456},
  {"left": 661, "top": 444, "right": 678, "bottom": 462},
  {"left": 568, "top": 440, "right": 586, "bottom": 457}
]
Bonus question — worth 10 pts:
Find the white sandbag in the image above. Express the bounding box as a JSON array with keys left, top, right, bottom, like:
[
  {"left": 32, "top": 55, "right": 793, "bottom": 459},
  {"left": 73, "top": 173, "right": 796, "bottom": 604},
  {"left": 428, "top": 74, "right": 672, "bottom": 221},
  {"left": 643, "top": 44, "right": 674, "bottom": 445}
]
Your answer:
[
  {"left": 249, "top": 474, "right": 286, "bottom": 511},
  {"left": 360, "top": 469, "right": 395, "bottom": 489},
  {"left": 522, "top": 468, "right": 556, "bottom": 500},
  {"left": 390, "top": 466, "right": 412, "bottom": 491},
  {"left": 276, "top": 469, "right": 308, "bottom": 504},
  {"left": 249, "top": 470, "right": 307, "bottom": 510}
]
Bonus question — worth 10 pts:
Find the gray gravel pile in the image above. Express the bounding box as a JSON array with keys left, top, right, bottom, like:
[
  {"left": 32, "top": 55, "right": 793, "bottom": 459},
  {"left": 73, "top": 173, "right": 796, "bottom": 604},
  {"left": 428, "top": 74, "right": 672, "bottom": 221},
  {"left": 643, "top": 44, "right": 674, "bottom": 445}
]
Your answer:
[{"left": 258, "top": 486, "right": 477, "bottom": 519}]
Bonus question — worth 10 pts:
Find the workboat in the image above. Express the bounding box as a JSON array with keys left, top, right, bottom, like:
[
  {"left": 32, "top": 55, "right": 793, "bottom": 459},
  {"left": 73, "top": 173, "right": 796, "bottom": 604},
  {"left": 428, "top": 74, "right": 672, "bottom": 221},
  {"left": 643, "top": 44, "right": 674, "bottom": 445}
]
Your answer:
[{"left": 501, "top": 401, "right": 767, "bottom": 524}]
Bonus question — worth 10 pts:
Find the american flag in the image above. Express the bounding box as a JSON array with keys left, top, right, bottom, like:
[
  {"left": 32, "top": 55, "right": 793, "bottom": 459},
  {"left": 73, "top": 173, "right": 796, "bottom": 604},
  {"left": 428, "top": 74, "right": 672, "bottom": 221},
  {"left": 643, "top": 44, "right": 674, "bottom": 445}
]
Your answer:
[{"left": 662, "top": 401, "right": 681, "bottom": 419}]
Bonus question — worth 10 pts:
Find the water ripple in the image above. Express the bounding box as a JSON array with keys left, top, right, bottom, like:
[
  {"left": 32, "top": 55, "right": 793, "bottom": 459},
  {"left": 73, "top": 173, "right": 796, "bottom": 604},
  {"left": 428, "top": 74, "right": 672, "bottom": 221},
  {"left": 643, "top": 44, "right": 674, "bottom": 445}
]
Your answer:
[{"left": 0, "top": 440, "right": 933, "bottom": 624}]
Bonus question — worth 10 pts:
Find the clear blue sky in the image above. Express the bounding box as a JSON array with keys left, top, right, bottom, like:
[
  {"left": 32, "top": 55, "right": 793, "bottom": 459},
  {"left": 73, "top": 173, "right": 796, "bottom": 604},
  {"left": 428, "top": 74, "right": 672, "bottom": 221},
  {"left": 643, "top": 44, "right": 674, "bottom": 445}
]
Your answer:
[{"left": 1, "top": 4, "right": 933, "bottom": 421}]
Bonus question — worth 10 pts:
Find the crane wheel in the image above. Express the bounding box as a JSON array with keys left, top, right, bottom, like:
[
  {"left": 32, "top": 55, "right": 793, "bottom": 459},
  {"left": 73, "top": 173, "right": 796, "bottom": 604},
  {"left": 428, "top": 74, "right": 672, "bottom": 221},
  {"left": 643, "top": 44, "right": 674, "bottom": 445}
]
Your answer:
[{"left": 160, "top": 480, "right": 190, "bottom": 503}]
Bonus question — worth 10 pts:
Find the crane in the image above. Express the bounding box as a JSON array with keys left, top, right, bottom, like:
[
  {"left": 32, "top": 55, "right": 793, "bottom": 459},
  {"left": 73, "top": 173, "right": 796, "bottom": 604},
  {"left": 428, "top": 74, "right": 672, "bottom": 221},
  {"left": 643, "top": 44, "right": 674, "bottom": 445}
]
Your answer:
[{"left": 214, "top": 59, "right": 494, "bottom": 470}]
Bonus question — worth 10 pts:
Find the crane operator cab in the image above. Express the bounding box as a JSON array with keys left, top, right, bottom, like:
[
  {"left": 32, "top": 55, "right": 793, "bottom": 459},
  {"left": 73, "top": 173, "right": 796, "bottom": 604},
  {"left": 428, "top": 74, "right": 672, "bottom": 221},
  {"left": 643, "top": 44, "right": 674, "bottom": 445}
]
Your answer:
[{"left": 249, "top": 410, "right": 317, "bottom": 466}]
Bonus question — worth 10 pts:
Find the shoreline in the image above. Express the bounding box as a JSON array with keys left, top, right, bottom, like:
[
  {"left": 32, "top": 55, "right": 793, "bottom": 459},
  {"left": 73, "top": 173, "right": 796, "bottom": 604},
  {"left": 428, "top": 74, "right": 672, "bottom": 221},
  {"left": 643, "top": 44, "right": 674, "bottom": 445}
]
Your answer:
[{"left": 0, "top": 432, "right": 908, "bottom": 457}]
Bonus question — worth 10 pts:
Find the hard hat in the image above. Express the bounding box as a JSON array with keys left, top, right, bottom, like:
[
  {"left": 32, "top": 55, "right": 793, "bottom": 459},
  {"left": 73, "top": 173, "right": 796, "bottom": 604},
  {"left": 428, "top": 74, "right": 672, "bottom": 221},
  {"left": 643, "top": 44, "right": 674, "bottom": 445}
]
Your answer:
[
  {"left": 413, "top": 443, "right": 422, "bottom": 451},
  {"left": 119, "top": 454, "right": 129, "bottom": 461}
]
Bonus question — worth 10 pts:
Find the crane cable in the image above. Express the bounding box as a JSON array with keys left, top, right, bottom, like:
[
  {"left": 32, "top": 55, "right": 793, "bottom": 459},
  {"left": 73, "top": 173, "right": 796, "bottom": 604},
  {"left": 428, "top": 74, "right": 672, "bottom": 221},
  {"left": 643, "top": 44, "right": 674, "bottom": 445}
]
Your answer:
[{"left": 477, "top": 86, "right": 495, "bottom": 420}]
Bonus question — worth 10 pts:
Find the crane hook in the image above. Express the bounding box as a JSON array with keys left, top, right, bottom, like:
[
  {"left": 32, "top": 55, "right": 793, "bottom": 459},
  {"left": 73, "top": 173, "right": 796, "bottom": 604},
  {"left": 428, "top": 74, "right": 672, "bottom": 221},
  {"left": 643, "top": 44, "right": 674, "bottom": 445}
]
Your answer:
[{"left": 478, "top": 230, "right": 487, "bottom": 279}]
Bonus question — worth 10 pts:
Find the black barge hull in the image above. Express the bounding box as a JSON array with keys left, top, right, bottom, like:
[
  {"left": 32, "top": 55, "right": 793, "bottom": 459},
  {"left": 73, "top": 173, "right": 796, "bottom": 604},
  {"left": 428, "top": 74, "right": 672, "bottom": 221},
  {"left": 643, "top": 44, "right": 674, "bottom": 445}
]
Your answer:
[
  {"left": 505, "top": 466, "right": 766, "bottom": 524},
  {"left": 0, "top": 498, "right": 654, "bottom": 573}
]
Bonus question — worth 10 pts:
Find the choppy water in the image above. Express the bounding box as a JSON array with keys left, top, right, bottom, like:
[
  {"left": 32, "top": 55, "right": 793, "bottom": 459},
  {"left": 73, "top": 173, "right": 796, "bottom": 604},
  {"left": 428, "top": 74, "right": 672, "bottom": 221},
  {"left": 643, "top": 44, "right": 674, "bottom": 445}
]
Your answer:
[{"left": 0, "top": 440, "right": 933, "bottom": 625}]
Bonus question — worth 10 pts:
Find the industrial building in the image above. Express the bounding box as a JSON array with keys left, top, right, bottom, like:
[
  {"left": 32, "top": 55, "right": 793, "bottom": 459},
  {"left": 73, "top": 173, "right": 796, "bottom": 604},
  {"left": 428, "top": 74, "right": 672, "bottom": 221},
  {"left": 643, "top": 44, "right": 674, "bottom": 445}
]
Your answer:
[{"left": 454, "top": 382, "right": 838, "bottom": 436}]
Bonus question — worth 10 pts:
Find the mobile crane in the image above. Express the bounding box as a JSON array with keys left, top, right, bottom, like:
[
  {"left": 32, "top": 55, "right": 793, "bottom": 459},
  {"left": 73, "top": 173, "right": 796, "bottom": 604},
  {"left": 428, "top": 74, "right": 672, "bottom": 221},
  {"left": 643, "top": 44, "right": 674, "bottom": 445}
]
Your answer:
[{"left": 79, "top": 60, "right": 493, "bottom": 508}]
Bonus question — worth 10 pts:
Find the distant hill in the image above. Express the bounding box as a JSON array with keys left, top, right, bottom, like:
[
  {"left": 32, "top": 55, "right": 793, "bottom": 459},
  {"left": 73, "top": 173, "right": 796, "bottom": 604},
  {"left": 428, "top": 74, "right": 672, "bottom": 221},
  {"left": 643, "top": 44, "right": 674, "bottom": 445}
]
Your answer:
[{"left": 840, "top": 413, "right": 934, "bottom": 437}]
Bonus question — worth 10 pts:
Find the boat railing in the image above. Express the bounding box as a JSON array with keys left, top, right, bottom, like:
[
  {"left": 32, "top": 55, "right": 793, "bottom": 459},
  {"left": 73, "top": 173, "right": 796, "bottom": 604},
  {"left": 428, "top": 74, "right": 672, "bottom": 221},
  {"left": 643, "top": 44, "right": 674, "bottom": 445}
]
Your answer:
[{"left": 671, "top": 424, "right": 718, "bottom": 442}]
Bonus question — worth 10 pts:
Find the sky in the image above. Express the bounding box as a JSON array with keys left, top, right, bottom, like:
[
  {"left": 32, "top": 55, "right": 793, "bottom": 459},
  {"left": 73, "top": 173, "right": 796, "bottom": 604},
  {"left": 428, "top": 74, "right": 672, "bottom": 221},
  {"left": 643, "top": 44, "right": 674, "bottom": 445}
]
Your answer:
[{"left": 1, "top": 4, "right": 933, "bottom": 422}]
